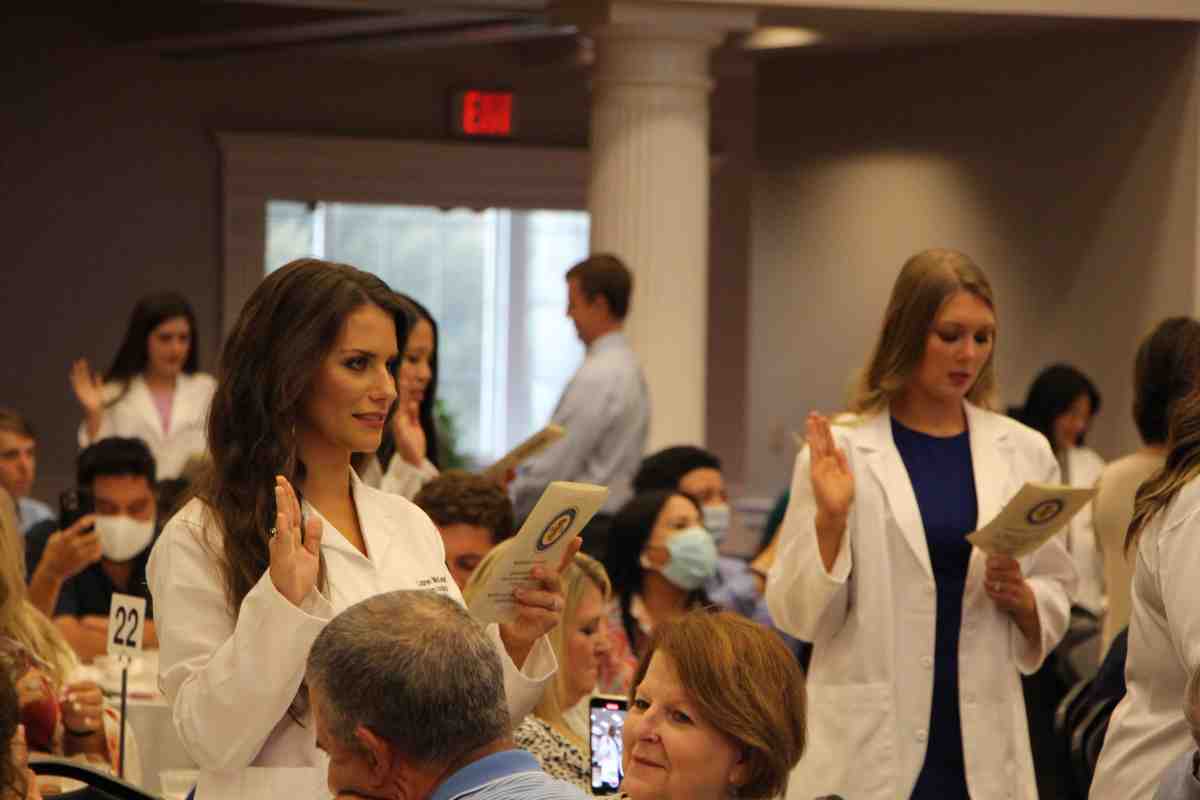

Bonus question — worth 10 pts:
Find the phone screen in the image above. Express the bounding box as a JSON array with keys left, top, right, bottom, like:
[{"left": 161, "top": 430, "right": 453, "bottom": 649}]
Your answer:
[
  {"left": 589, "top": 696, "right": 628, "bottom": 795},
  {"left": 58, "top": 489, "right": 94, "bottom": 532}
]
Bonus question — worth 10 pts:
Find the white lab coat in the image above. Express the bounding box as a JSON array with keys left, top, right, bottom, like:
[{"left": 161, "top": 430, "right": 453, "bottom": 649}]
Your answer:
[
  {"left": 358, "top": 454, "right": 439, "bottom": 500},
  {"left": 78, "top": 373, "right": 216, "bottom": 479},
  {"left": 1063, "top": 446, "right": 1106, "bottom": 616},
  {"left": 766, "top": 403, "right": 1077, "bottom": 800},
  {"left": 147, "top": 469, "right": 555, "bottom": 800},
  {"left": 1089, "top": 478, "right": 1200, "bottom": 800}
]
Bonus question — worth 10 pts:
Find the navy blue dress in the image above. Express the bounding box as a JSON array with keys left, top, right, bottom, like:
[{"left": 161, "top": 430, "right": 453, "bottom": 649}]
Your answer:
[{"left": 891, "top": 417, "right": 977, "bottom": 800}]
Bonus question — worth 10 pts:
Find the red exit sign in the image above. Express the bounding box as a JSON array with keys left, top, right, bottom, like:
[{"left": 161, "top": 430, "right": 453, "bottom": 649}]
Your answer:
[{"left": 454, "top": 90, "right": 516, "bottom": 138}]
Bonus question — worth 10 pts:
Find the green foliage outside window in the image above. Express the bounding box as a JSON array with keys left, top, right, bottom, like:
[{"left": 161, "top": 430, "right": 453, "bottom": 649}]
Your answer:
[{"left": 435, "top": 399, "right": 471, "bottom": 470}]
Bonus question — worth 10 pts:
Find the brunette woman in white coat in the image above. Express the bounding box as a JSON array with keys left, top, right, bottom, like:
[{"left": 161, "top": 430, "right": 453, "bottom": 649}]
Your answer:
[
  {"left": 1090, "top": 370, "right": 1200, "bottom": 799},
  {"left": 766, "top": 249, "right": 1077, "bottom": 800},
  {"left": 147, "top": 259, "right": 569, "bottom": 800},
  {"left": 70, "top": 292, "right": 215, "bottom": 480},
  {"left": 1014, "top": 364, "right": 1106, "bottom": 616}
]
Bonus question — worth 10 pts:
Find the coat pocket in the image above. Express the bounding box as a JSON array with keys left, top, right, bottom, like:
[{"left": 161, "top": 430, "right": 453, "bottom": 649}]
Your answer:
[{"left": 797, "top": 682, "right": 896, "bottom": 799}]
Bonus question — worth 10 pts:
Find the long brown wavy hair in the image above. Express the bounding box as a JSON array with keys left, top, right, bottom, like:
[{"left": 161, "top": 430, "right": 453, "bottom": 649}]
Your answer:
[
  {"left": 195, "top": 259, "right": 413, "bottom": 615},
  {"left": 1127, "top": 384, "right": 1200, "bottom": 552},
  {"left": 850, "top": 249, "right": 998, "bottom": 416}
]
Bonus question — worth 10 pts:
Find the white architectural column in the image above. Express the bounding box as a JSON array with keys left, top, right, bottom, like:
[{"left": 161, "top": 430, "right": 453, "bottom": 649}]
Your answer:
[{"left": 574, "top": 2, "right": 755, "bottom": 450}]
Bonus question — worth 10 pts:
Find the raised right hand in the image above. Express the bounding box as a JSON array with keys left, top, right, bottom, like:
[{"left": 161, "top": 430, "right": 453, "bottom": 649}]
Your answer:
[
  {"left": 392, "top": 402, "right": 427, "bottom": 467},
  {"left": 807, "top": 412, "right": 854, "bottom": 521},
  {"left": 68, "top": 359, "right": 104, "bottom": 416},
  {"left": 38, "top": 515, "right": 102, "bottom": 581},
  {"left": 268, "top": 475, "right": 324, "bottom": 608}
]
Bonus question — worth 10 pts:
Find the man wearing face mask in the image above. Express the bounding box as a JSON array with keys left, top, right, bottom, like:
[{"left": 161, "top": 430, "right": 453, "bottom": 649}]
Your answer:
[
  {"left": 25, "top": 437, "right": 159, "bottom": 662},
  {"left": 632, "top": 446, "right": 770, "bottom": 624}
]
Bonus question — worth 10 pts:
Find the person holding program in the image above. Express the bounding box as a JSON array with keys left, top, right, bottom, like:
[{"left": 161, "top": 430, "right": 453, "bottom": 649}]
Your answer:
[{"left": 766, "top": 249, "right": 1076, "bottom": 799}]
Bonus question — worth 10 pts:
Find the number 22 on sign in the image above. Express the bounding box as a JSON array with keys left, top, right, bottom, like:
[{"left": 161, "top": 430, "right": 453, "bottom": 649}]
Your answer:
[{"left": 107, "top": 592, "right": 146, "bottom": 659}]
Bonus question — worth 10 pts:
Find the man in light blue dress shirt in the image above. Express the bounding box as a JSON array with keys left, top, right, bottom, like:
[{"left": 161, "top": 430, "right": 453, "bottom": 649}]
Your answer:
[
  {"left": 510, "top": 255, "right": 650, "bottom": 548},
  {"left": 307, "top": 591, "right": 587, "bottom": 800},
  {"left": 0, "top": 409, "right": 55, "bottom": 533}
]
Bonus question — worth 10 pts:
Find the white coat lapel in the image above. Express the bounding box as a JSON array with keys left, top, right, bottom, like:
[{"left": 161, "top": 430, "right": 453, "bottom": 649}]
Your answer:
[
  {"left": 965, "top": 403, "right": 1015, "bottom": 531},
  {"left": 127, "top": 376, "right": 165, "bottom": 441},
  {"left": 856, "top": 411, "right": 933, "bottom": 580},
  {"left": 165, "top": 373, "right": 192, "bottom": 437},
  {"left": 350, "top": 469, "right": 395, "bottom": 565}
]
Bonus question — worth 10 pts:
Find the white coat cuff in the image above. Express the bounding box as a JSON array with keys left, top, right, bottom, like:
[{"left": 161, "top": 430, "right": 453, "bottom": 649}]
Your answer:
[
  {"left": 1011, "top": 576, "right": 1061, "bottom": 675},
  {"left": 250, "top": 570, "right": 334, "bottom": 625},
  {"left": 819, "top": 530, "right": 852, "bottom": 584}
]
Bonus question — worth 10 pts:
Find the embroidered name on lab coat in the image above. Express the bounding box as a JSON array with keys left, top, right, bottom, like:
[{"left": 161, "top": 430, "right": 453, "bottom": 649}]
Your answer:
[{"left": 417, "top": 575, "right": 450, "bottom": 594}]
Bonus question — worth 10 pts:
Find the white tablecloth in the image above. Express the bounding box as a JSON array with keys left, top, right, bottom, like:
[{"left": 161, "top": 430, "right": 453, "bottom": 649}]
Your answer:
[{"left": 76, "top": 651, "right": 198, "bottom": 797}]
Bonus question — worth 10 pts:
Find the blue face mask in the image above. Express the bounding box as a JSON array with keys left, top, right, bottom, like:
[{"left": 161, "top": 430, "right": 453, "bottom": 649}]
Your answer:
[
  {"left": 644, "top": 526, "right": 718, "bottom": 592},
  {"left": 702, "top": 504, "right": 731, "bottom": 546}
]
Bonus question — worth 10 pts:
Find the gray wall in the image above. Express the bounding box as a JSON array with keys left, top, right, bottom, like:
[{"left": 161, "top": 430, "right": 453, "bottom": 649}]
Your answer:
[
  {"left": 2, "top": 13, "right": 755, "bottom": 502},
  {"left": 746, "top": 25, "right": 1200, "bottom": 494}
]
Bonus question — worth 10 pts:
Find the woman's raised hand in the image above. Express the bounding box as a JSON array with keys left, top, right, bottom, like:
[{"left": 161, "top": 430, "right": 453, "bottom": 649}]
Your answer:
[
  {"left": 268, "top": 476, "right": 324, "bottom": 608},
  {"left": 392, "top": 401, "right": 427, "bottom": 467},
  {"left": 68, "top": 359, "right": 104, "bottom": 416},
  {"left": 807, "top": 412, "right": 854, "bottom": 522}
]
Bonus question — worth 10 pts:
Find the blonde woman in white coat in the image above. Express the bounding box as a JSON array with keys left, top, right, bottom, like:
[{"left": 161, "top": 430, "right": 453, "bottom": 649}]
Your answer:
[
  {"left": 766, "top": 249, "right": 1077, "bottom": 800},
  {"left": 70, "top": 292, "right": 215, "bottom": 480},
  {"left": 1090, "top": 378, "right": 1200, "bottom": 799},
  {"left": 148, "top": 260, "right": 570, "bottom": 800}
]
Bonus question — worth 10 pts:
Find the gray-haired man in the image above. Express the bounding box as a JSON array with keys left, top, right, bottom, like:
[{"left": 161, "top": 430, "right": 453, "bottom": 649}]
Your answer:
[{"left": 306, "top": 590, "right": 587, "bottom": 800}]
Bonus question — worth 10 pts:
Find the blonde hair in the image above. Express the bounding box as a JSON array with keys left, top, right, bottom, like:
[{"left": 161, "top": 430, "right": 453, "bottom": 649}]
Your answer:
[
  {"left": 1186, "top": 662, "right": 1200, "bottom": 740},
  {"left": 630, "top": 610, "right": 806, "bottom": 799},
  {"left": 850, "top": 249, "right": 998, "bottom": 416},
  {"left": 0, "top": 489, "right": 76, "bottom": 686},
  {"left": 463, "top": 540, "right": 611, "bottom": 749},
  {"left": 1127, "top": 386, "right": 1200, "bottom": 552}
]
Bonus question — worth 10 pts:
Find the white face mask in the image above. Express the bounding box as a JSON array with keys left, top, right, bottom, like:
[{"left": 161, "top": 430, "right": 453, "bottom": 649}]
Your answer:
[
  {"left": 702, "top": 503, "right": 732, "bottom": 545},
  {"left": 93, "top": 515, "right": 156, "bottom": 563}
]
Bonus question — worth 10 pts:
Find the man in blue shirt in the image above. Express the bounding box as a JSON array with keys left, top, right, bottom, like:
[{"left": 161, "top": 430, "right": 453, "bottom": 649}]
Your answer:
[
  {"left": 307, "top": 590, "right": 587, "bottom": 800},
  {"left": 0, "top": 408, "right": 55, "bottom": 533},
  {"left": 510, "top": 254, "right": 650, "bottom": 557}
]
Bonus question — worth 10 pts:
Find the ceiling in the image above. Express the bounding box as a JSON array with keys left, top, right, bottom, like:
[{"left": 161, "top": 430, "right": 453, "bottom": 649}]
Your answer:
[{"left": 70, "top": 1, "right": 1156, "bottom": 61}]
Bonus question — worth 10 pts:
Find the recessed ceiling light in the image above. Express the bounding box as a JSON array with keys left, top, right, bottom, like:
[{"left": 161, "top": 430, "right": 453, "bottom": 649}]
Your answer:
[{"left": 744, "top": 27, "right": 822, "bottom": 50}]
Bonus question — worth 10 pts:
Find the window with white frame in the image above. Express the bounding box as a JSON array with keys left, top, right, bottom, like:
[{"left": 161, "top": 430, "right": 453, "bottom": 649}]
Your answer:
[{"left": 265, "top": 200, "right": 588, "bottom": 464}]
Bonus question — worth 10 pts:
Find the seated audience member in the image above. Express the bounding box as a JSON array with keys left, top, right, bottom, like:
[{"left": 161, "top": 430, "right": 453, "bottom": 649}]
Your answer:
[
  {"left": 0, "top": 489, "right": 130, "bottom": 776},
  {"left": 465, "top": 544, "right": 612, "bottom": 790},
  {"left": 1156, "top": 665, "right": 1200, "bottom": 800},
  {"left": 413, "top": 471, "right": 515, "bottom": 591},
  {"left": 600, "top": 491, "right": 715, "bottom": 695},
  {"left": 1096, "top": 317, "right": 1200, "bottom": 653},
  {"left": 633, "top": 446, "right": 766, "bottom": 620},
  {"left": 0, "top": 658, "right": 40, "bottom": 800},
  {"left": 616, "top": 609, "right": 806, "bottom": 800},
  {"left": 25, "top": 439, "right": 158, "bottom": 662},
  {"left": 305, "top": 590, "right": 587, "bottom": 800},
  {"left": 0, "top": 412, "right": 53, "bottom": 535}
]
